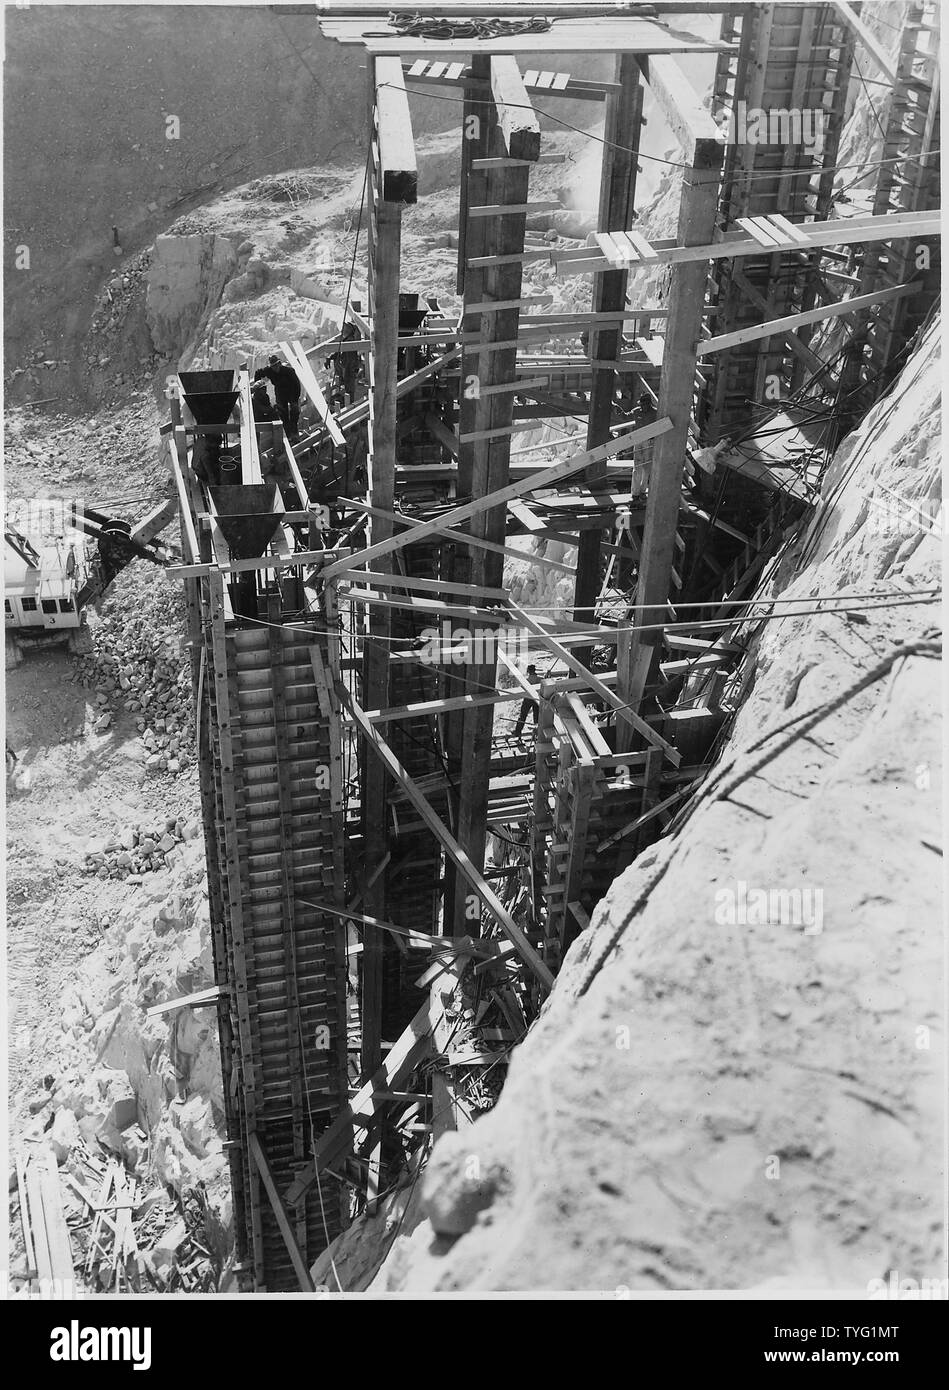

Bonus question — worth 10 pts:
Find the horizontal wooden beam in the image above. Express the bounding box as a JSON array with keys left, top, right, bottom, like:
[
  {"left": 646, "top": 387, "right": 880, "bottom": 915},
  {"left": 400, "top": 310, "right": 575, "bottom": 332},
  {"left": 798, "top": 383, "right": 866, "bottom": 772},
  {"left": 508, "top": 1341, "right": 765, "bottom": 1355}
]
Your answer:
[
  {"left": 333, "top": 568, "right": 510, "bottom": 601},
  {"left": 166, "top": 547, "right": 336, "bottom": 580},
  {"left": 472, "top": 153, "right": 567, "bottom": 168},
  {"left": 500, "top": 210, "right": 943, "bottom": 275},
  {"left": 146, "top": 985, "right": 226, "bottom": 1017},
  {"left": 469, "top": 201, "right": 561, "bottom": 217},
  {"left": 349, "top": 689, "right": 523, "bottom": 726},
  {"left": 339, "top": 588, "right": 508, "bottom": 623}
]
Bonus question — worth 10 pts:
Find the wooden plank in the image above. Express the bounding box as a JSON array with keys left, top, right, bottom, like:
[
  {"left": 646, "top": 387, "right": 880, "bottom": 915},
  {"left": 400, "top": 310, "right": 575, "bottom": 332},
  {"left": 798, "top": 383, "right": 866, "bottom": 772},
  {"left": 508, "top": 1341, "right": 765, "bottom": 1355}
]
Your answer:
[
  {"left": 596, "top": 230, "right": 634, "bottom": 266},
  {"left": 285, "top": 996, "right": 436, "bottom": 1205},
  {"left": 736, "top": 214, "right": 785, "bottom": 247},
  {"left": 40, "top": 1152, "right": 75, "bottom": 1284},
  {"left": 543, "top": 210, "right": 942, "bottom": 274},
  {"left": 636, "top": 52, "right": 725, "bottom": 163},
  {"left": 465, "top": 295, "right": 552, "bottom": 313},
  {"left": 469, "top": 201, "right": 561, "bottom": 217},
  {"left": 472, "top": 153, "right": 566, "bottom": 168},
  {"left": 146, "top": 985, "right": 225, "bottom": 1017},
  {"left": 491, "top": 54, "right": 540, "bottom": 162},
  {"left": 15, "top": 1158, "right": 37, "bottom": 1283},
  {"left": 321, "top": 417, "right": 672, "bottom": 578},
  {"left": 248, "top": 1132, "right": 315, "bottom": 1292},
  {"left": 166, "top": 547, "right": 334, "bottom": 580},
  {"left": 25, "top": 1161, "right": 54, "bottom": 1287},
  {"left": 236, "top": 370, "right": 263, "bottom": 484},
  {"left": 509, "top": 603, "right": 677, "bottom": 760},
  {"left": 340, "top": 686, "right": 554, "bottom": 989},
  {"left": 280, "top": 340, "right": 345, "bottom": 447},
  {"left": 832, "top": 0, "right": 899, "bottom": 84},
  {"left": 334, "top": 495, "right": 577, "bottom": 574},
  {"left": 375, "top": 54, "right": 418, "bottom": 202},
  {"left": 358, "top": 23, "right": 735, "bottom": 58},
  {"left": 334, "top": 568, "right": 509, "bottom": 601},
  {"left": 597, "top": 785, "right": 696, "bottom": 853},
  {"left": 282, "top": 434, "right": 311, "bottom": 506},
  {"left": 349, "top": 689, "right": 523, "bottom": 726},
  {"left": 167, "top": 429, "right": 199, "bottom": 564},
  {"left": 769, "top": 212, "right": 811, "bottom": 245},
  {"left": 698, "top": 282, "right": 920, "bottom": 357},
  {"left": 339, "top": 588, "right": 508, "bottom": 623},
  {"left": 623, "top": 227, "right": 659, "bottom": 262},
  {"left": 476, "top": 376, "right": 549, "bottom": 397}
]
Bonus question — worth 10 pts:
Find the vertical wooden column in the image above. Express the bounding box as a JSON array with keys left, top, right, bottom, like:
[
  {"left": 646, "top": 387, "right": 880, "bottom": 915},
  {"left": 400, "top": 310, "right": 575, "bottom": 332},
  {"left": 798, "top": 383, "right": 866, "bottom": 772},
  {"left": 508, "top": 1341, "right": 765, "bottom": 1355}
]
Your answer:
[
  {"left": 573, "top": 54, "right": 644, "bottom": 630},
  {"left": 442, "top": 55, "right": 492, "bottom": 930},
  {"left": 451, "top": 57, "right": 539, "bottom": 935},
  {"left": 360, "top": 54, "right": 414, "bottom": 1076},
  {"left": 616, "top": 62, "right": 724, "bottom": 751}
]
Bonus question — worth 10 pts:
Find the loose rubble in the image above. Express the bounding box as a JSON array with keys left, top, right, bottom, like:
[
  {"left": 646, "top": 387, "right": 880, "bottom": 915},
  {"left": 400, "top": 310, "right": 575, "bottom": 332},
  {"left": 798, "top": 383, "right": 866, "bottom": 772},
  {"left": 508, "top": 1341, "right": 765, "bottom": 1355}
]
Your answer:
[
  {"left": 73, "top": 560, "right": 194, "bottom": 774},
  {"left": 82, "top": 815, "right": 200, "bottom": 881}
]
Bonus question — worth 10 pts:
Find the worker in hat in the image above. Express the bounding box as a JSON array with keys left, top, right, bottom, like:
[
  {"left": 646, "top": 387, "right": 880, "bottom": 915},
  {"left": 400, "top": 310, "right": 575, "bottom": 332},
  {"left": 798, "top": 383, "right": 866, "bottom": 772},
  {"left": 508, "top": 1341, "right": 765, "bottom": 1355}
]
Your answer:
[{"left": 254, "top": 354, "right": 302, "bottom": 440}]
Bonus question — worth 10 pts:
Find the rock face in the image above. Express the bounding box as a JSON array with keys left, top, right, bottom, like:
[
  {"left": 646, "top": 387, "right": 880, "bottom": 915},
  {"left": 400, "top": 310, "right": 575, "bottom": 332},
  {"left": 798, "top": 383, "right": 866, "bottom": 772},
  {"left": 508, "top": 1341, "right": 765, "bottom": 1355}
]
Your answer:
[
  {"left": 145, "top": 233, "right": 237, "bottom": 359},
  {"left": 370, "top": 320, "right": 943, "bottom": 1293}
]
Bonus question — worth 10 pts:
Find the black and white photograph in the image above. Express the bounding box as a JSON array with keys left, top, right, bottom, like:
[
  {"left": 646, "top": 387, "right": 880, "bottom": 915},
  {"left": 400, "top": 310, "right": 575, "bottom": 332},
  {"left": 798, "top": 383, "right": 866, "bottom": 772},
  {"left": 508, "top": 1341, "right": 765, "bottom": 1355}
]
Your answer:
[{"left": 2, "top": 0, "right": 944, "bottom": 1334}]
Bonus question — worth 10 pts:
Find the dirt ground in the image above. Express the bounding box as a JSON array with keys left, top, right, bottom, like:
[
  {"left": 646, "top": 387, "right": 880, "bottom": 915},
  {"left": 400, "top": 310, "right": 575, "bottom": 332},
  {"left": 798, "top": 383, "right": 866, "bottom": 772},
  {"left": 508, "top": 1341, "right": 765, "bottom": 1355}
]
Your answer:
[{"left": 5, "top": 645, "right": 201, "bottom": 1115}]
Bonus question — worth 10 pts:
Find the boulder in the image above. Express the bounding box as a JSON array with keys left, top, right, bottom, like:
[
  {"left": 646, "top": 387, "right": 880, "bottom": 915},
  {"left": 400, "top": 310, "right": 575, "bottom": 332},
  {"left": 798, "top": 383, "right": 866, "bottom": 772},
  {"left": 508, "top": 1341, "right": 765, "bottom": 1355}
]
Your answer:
[{"left": 48, "top": 1107, "right": 81, "bottom": 1164}]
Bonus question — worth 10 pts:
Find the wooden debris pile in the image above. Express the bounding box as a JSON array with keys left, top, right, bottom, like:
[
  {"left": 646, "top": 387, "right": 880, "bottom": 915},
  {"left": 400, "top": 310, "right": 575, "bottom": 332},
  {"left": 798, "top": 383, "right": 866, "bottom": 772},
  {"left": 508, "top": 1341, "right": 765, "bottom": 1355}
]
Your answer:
[{"left": 12, "top": 1141, "right": 228, "bottom": 1294}]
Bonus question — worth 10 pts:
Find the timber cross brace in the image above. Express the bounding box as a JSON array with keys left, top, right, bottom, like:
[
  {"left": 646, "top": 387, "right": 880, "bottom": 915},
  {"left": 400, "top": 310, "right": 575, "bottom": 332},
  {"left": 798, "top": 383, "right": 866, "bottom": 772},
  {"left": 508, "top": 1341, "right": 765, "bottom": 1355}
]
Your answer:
[{"left": 162, "top": 2, "right": 941, "bottom": 1290}]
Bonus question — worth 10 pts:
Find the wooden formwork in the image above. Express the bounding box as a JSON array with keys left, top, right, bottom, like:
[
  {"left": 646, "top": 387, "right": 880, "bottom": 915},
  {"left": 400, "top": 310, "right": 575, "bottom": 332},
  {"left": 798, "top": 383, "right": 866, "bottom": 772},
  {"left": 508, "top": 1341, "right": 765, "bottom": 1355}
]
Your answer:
[
  {"left": 703, "top": 2, "right": 856, "bottom": 438},
  {"left": 197, "top": 585, "right": 349, "bottom": 1290},
  {"left": 532, "top": 690, "right": 677, "bottom": 967}
]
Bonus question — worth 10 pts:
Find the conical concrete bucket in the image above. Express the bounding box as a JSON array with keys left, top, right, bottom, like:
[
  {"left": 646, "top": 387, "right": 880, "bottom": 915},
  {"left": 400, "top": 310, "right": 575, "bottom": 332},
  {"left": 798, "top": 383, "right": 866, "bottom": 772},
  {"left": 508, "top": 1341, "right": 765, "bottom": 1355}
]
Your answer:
[
  {"left": 184, "top": 390, "right": 239, "bottom": 425},
  {"left": 179, "top": 369, "right": 235, "bottom": 394},
  {"left": 209, "top": 485, "right": 282, "bottom": 559}
]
